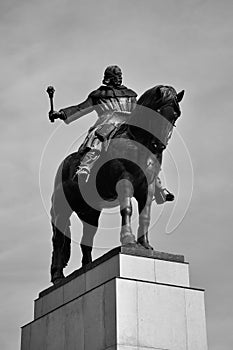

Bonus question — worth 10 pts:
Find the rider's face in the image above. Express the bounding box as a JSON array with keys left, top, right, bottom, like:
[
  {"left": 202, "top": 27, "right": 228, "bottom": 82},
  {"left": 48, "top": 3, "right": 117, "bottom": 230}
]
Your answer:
[{"left": 114, "top": 67, "right": 122, "bottom": 85}]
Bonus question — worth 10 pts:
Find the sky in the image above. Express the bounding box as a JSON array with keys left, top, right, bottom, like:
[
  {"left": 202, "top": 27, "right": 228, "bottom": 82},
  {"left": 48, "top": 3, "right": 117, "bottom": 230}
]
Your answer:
[{"left": 1, "top": 0, "right": 233, "bottom": 349}]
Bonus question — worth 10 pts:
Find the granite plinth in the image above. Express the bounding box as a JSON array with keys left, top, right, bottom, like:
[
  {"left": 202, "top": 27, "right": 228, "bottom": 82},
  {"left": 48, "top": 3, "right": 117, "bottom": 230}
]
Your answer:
[
  {"left": 39, "top": 246, "right": 185, "bottom": 298},
  {"left": 35, "top": 247, "right": 188, "bottom": 319},
  {"left": 21, "top": 246, "right": 208, "bottom": 350}
]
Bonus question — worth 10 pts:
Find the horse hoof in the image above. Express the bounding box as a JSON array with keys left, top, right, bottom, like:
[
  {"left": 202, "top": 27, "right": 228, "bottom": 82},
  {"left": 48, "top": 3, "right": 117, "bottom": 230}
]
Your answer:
[
  {"left": 81, "top": 244, "right": 93, "bottom": 267},
  {"left": 144, "top": 243, "right": 154, "bottom": 250},
  {"left": 53, "top": 277, "right": 64, "bottom": 285},
  {"left": 121, "top": 236, "right": 137, "bottom": 247},
  {"left": 82, "top": 259, "right": 92, "bottom": 267},
  {"left": 137, "top": 238, "right": 154, "bottom": 250},
  {"left": 122, "top": 241, "right": 138, "bottom": 248},
  {"left": 51, "top": 270, "right": 65, "bottom": 285}
]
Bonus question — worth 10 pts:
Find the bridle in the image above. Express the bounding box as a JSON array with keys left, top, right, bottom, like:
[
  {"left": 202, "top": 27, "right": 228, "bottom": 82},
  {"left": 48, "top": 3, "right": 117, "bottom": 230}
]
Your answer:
[{"left": 156, "top": 97, "right": 181, "bottom": 126}]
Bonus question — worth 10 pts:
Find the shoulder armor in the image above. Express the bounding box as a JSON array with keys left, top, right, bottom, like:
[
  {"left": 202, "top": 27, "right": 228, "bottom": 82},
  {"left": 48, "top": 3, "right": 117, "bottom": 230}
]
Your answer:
[
  {"left": 88, "top": 88, "right": 103, "bottom": 99},
  {"left": 123, "top": 88, "right": 137, "bottom": 98},
  {"left": 89, "top": 86, "right": 137, "bottom": 99}
]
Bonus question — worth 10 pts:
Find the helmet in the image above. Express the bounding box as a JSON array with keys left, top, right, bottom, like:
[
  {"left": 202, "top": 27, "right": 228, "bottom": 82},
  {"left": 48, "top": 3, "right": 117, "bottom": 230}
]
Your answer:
[{"left": 102, "top": 65, "right": 122, "bottom": 87}]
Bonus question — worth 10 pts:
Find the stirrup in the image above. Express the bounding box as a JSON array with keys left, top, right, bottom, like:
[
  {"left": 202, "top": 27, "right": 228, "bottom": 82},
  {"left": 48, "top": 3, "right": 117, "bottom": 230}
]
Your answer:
[
  {"left": 73, "top": 167, "right": 90, "bottom": 183},
  {"left": 154, "top": 188, "right": 175, "bottom": 204},
  {"left": 164, "top": 189, "right": 175, "bottom": 202}
]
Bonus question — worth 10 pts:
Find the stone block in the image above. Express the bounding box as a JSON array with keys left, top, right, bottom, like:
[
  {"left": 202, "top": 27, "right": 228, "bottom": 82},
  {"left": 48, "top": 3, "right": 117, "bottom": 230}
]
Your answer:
[
  {"left": 120, "top": 254, "right": 155, "bottom": 282},
  {"left": 116, "top": 278, "right": 138, "bottom": 347},
  {"left": 33, "top": 295, "right": 43, "bottom": 319},
  {"left": 154, "top": 259, "right": 190, "bottom": 287},
  {"left": 63, "top": 298, "right": 84, "bottom": 350},
  {"left": 119, "top": 253, "right": 189, "bottom": 287},
  {"left": 21, "top": 247, "right": 208, "bottom": 350},
  {"left": 85, "top": 253, "right": 119, "bottom": 291},
  {"left": 137, "top": 281, "right": 187, "bottom": 350},
  {"left": 35, "top": 287, "right": 64, "bottom": 319},
  {"left": 83, "top": 284, "right": 105, "bottom": 349},
  {"left": 185, "top": 289, "right": 208, "bottom": 350},
  {"left": 20, "top": 323, "right": 31, "bottom": 350},
  {"left": 34, "top": 254, "right": 119, "bottom": 319},
  {"left": 41, "top": 285, "right": 64, "bottom": 317},
  {"left": 63, "top": 272, "right": 85, "bottom": 304},
  {"left": 29, "top": 317, "right": 47, "bottom": 350},
  {"left": 104, "top": 280, "right": 117, "bottom": 348},
  {"left": 117, "top": 346, "right": 138, "bottom": 350},
  {"left": 46, "top": 308, "right": 65, "bottom": 350},
  {"left": 117, "top": 347, "right": 159, "bottom": 350}
]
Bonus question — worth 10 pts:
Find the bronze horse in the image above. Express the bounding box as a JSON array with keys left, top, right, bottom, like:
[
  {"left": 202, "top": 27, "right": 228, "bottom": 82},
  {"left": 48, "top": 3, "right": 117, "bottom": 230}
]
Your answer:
[{"left": 50, "top": 85, "right": 184, "bottom": 284}]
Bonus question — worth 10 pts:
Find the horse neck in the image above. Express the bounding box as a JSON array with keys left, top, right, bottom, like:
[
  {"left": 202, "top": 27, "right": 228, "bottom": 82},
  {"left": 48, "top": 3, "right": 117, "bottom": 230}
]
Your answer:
[{"left": 128, "top": 105, "right": 155, "bottom": 148}]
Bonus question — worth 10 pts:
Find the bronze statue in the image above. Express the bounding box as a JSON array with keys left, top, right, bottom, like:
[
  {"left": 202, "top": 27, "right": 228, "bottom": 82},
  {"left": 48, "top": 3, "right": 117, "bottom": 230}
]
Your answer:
[
  {"left": 49, "top": 66, "right": 173, "bottom": 202},
  {"left": 47, "top": 66, "right": 184, "bottom": 284}
]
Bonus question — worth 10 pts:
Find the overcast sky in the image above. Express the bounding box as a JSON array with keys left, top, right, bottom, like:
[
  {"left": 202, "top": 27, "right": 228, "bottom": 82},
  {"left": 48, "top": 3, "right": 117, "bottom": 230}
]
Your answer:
[{"left": 1, "top": 0, "right": 233, "bottom": 349}]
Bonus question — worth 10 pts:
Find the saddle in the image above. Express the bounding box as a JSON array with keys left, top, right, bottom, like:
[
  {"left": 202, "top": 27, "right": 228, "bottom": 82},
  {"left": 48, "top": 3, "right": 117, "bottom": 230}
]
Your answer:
[{"left": 95, "top": 123, "right": 116, "bottom": 142}]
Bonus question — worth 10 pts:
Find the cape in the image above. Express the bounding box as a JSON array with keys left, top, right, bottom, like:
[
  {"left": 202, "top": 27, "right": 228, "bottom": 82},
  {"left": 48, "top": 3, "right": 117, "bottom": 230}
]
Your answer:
[{"left": 89, "top": 85, "right": 137, "bottom": 100}]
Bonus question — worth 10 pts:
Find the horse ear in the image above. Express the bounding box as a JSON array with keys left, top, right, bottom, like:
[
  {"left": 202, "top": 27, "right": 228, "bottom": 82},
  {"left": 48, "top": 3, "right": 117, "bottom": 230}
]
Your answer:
[
  {"left": 155, "top": 86, "right": 163, "bottom": 100},
  {"left": 177, "top": 90, "right": 185, "bottom": 102}
]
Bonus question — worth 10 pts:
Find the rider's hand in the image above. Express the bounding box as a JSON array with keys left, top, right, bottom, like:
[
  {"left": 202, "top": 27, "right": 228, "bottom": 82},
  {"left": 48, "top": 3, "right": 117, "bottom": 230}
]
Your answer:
[{"left": 49, "top": 111, "right": 66, "bottom": 122}]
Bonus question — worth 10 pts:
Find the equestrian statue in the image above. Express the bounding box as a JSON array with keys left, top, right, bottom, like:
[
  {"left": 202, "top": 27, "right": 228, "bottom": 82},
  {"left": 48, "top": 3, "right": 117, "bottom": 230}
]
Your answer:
[{"left": 47, "top": 65, "right": 185, "bottom": 284}]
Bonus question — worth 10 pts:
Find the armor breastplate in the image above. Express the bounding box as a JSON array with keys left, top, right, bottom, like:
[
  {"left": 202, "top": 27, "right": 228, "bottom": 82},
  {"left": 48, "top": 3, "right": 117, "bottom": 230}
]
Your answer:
[{"left": 96, "top": 97, "right": 134, "bottom": 116}]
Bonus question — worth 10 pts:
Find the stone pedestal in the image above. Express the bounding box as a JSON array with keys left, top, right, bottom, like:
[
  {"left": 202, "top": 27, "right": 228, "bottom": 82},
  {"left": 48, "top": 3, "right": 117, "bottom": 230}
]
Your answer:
[{"left": 21, "top": 246, "right": 208, "bottom": 350}]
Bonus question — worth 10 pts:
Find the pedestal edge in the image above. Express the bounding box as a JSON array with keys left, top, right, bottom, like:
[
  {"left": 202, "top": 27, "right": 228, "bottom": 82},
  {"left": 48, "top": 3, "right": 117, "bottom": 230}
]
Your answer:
[
  {"left": 23, "top": 276, "right": 205, "bottom": 330},
  {"left": 39, "top": 246, "right": 186, "bottom": 298}
]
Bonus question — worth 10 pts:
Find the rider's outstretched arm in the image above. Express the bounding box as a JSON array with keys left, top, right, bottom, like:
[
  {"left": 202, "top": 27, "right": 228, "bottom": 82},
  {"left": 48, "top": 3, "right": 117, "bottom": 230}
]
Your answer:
[{"left": 60, "top": 95, "right": 94, "bottom": 124}]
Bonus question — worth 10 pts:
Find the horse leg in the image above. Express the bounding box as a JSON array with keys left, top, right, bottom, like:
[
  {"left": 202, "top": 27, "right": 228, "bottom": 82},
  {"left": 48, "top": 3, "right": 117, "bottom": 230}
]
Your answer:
[
  {"left": 50, "top": 189, "right": 73, "bottom": 284},
  {"left": 116, "top": 179, "right": 136, "bottom": 246},
  {"left": 50, "top": 216, "right": 72, "bottom": 284},
  {"left": 79, "top": 209, "right": 101, "bottom": 266},
  {"left": 136, "top": 182, "right": 155, "bottom": 249}
]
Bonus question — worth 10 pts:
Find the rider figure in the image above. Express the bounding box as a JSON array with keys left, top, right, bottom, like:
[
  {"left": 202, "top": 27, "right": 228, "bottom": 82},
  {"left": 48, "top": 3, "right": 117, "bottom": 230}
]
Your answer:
[{"left": 49, "top": 65, "right": 174, "bottom": 204}]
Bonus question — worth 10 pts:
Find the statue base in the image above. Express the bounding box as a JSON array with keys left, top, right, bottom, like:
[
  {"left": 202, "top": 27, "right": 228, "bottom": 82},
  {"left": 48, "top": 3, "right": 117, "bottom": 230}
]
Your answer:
[{"left": 21, "top": 246, "right": 208, "bottom": 349}]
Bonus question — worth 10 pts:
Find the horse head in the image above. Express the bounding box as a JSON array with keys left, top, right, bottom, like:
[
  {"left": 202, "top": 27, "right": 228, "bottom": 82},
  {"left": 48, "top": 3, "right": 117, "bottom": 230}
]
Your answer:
[{"left": 129, "top": 85, "right": 185, "bottom": 152}]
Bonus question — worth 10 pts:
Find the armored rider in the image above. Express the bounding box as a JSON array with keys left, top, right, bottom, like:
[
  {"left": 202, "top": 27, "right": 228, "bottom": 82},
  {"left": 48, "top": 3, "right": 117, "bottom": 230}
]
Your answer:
[{"left": 49, "top": 65, "right": 174, "bottom": 204}]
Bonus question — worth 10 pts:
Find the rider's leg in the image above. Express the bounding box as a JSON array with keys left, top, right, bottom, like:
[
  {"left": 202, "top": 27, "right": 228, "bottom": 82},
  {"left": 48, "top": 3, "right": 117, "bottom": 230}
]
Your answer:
[
  {"left": 74, "top": 149, "right": 100, "bottom": 181},
  {"left": 74, "top": 136, "right": 102, "bottom": 182},
  {"left": 153, "top": 151, "right": 174, "bottom": 204}
]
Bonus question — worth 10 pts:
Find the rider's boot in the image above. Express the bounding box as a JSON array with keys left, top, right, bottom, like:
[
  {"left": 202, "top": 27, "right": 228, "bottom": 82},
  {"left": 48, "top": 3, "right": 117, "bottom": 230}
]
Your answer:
[{"left": 154, "top": 177, "right": 175, "bottom": 204}]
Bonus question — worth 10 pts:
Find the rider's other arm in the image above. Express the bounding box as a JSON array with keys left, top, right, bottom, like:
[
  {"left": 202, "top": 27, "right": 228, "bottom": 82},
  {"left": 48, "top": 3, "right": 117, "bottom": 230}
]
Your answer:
[
  {"left": 130, "top": 96, "right": 137, "bottom": 112},
  {"left": 59, "top": 95, "right": 94, "bottom": 124}
]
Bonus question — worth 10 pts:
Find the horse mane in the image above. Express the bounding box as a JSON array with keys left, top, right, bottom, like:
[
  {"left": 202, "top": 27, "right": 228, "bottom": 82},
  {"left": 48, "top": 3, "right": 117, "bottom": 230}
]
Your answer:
[
  {"left": 137, "top": 85, "right": 178, "bottom": 110},
  {"left": 129, "top": 85, "right": 178, "bottom": 127},
  {"left": 137, "top": 85, "right": 164, "bottom": 110},
  {"left": 123, "top": 85, "right": 179, "bottom": 150}
]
